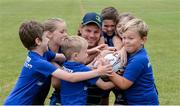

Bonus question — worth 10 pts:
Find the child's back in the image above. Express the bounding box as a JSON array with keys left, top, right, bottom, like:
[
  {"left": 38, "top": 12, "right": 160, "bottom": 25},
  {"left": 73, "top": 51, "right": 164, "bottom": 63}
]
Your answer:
[{"left": 61, "top": 61, "right": 98, "bottom": 105}]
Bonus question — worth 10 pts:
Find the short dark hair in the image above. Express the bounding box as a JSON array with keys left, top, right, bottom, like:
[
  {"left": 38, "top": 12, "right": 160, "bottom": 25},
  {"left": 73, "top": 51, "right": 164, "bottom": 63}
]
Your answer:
[
  {"left": 101, "top": 6, "right": 119, "bottom": 23},
  {"left": 19, "top": 20, "right": 44, "bottom": 50}
]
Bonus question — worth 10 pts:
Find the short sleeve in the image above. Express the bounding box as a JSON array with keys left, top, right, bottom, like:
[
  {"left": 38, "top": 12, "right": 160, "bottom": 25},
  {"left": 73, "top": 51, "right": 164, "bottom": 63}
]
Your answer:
[
  {"left": 43, "top": 50, "right": 56, "bottom": 61},
  {"left": 85, "top": 67, "right": 99, "bottom": 85},
  {"left": 86, "top": 77, "right": 99, "bottom": 85},
  {"left": 35, "top": 60, "right": 57, "bottom": 77},
  {"left": 123, "top": 59, "right": 145, "bottom": 82}
]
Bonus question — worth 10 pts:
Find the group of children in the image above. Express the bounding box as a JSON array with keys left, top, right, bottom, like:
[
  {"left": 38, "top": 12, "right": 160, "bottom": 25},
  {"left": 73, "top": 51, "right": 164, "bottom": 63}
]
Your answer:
[{"left": 4, "top": 6, "right": 159, "bottom": 105}]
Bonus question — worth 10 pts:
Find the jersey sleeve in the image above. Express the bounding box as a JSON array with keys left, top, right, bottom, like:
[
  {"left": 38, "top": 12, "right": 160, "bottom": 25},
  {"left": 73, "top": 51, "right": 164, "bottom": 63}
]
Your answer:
[
  {"left": 43, "top": 50, "right": 56, "bottom": 61},
  {"left": 84, "top": 67, "right": 99, "bottom": 85},
  {"left": 35, "top": 60, "right": 58, "bottom": 77},
  {"left": 123, "top": 59, "right": 145, "bottom": 82},
  {"left": 86, "top": 77, "right": 99, "bottom": 85}
]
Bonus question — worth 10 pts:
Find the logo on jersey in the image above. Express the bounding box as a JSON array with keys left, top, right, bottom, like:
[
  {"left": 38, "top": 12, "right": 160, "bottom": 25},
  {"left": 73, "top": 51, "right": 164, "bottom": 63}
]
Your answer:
[
  {"left": 37, "top": 81, "right": 44, "bottom": 86},
  {"left": 24, "top": 56, "right": 32, "bottom": 69},
  {"left": 62, "top": 66, "right": 74, "bottom": 73}
]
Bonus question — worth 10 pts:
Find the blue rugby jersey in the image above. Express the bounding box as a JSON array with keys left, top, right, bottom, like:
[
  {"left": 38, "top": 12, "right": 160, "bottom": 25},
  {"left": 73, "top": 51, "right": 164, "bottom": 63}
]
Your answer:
[
  {"left": 60, "top": 61, "right": 98, "bottom": 105},
  {"left": 123, "top": 48, "right": 159, "bottom": 105},
  {"left": 4, "top": 51, "right": 57, "bottom": 105}
]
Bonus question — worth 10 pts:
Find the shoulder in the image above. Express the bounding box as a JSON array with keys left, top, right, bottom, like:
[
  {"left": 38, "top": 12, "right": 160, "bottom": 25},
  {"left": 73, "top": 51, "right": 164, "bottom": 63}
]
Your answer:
[
  {"left": 129, "top": 49, "right": 149, "bottom": 65},
  {"left": 63, "top": 61, "right": 91, "bottom": 72}
]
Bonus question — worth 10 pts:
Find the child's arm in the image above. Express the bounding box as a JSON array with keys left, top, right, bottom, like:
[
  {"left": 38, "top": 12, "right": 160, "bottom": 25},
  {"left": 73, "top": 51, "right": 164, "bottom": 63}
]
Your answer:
[
  {"left": 87, "top": 44, "right": 108, "bottom": 55},
  {"left": 52, "top": 63, "right": 113, "bottom": 83},
  {"left": 51, "top": 62, "right": 61, "bottom": 89},
  {"left": 109, "top": 72, "right": 133, "bottom": 90},
  {"left": 115, "top": 47, "right": 127, "bottom": 66},
  {"left": 52, "top": 53, "right": 66, "bottom": 63},
  {"left": 112, "top": 35, "right": 123, "bottom": 50},
  {"left": 98, "top": 35, "right": 105, "bottom": 45},
  {"left": 96, "top": 78, "right": 115, "bottom": 90},
  {"left": 86, "top": 44, "right": 108, "bottom": 64}
]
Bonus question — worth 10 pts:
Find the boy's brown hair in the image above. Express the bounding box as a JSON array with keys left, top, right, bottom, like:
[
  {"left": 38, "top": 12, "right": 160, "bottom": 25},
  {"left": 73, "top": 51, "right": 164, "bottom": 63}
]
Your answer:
[
  {"left": 101, "top": 6, "right": 119, "bottom": 23},
  {"left": 122, "top": 18, "right": 149, "bottom": 38},
  {"left": 19, "top": 20, "right": 44, "bottom": 50},
  {"left": 61, "top": 36, "right": 88, "bottom": 60}
]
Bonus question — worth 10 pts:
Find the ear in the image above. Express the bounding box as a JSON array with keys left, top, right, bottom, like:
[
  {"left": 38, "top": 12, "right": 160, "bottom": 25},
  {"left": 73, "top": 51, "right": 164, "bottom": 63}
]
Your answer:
[
  {"left": 79, "top": 24, "right": 83, "bottom": 34},
  {"left": 44, "top": 31, "right": 52, "bottom": 39},
  {"left": 71, "top": 52, "right": 79, "bottom": 60},
  {"left": 35, "top": 37, "right": 42, "bottom": 46},
  {"left": 141, "top": 36, "right": 147, "bottom": 45}
]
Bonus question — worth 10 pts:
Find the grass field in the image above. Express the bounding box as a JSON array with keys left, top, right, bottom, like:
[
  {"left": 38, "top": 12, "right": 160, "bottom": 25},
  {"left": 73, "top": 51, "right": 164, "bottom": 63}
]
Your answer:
[{"left": 0, "top": 0, "right": 180, "bottom": 104}]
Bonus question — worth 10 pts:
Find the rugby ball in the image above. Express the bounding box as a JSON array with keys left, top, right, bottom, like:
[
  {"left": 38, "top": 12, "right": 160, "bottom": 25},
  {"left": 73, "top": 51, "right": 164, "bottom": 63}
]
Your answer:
[{"left": 104, "top": 53, "right": 123, "bottom": 72}]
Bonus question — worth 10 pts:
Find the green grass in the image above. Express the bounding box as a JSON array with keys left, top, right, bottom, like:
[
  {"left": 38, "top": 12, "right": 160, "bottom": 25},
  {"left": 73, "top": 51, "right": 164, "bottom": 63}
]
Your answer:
[{"left": 0, "top": 0, "right": 180, "bottom": 105}]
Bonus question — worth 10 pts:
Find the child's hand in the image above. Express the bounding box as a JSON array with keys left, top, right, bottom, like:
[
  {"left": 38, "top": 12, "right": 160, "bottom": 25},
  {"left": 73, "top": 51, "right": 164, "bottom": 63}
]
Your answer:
[
  {"left": 114, "top": 47, "right": 127, "bottom": 66},
  {"left": 87, "top": 47, "right": 101, "bottom": 55},
  {"left": 87, "top": 44, "right": 108, "bottom": 56},
  {"left": 96, "top": 44, "right": 108, "bottom": 50},
  {"left": 54, "top": 53, "right": 66, "bottom": 63},
  {"left": 96, "top": 58, "right": 113, "bottom": 76}
]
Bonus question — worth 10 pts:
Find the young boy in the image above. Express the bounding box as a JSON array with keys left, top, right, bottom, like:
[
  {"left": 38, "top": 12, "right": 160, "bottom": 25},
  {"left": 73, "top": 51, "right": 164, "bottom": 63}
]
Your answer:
[
  {"left": 109, "top": 18, "right": 159, "bottom": 105},
  {"left": 3, "top": 20, "right": 113, "bottom": 105},
  {"left": 60, "top": 36, "right": 115, "bottom": 105},
  {"left": 100, "top": 6, "right": 123, "bottom": 50},
  {"left": 99, "top": 7, "right": 128, "bottom": 105}
]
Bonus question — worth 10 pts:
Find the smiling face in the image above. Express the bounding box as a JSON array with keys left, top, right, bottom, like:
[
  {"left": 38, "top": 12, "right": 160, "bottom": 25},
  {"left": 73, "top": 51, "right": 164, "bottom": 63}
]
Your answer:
[
  {"left": 50, "top": 22, "right": 68, "bottom": 46},
  {"left": 122, "top": 29, "right": 146, "bottom": 54},
  {"left": 80, "top": 23, "right": 101, "bottom": 49},
  {"left": 102, "top": 19, "right": 116, "bottom": 36}
]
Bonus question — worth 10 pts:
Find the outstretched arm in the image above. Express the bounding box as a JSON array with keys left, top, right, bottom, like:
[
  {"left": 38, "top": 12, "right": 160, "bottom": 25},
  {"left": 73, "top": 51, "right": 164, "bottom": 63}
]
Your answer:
[{"left": 52, "top": 63, "right": 113, "bottom": 83}]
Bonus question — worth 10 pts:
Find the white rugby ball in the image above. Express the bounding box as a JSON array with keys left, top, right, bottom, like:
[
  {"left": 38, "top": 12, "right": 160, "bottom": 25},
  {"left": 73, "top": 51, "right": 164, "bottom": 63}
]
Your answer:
[{"left": 104, "top": 53, "right": 123, "bottom": 72}]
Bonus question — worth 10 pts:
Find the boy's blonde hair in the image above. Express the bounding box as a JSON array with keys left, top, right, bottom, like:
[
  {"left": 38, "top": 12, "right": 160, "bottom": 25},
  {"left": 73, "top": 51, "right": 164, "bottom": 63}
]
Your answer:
[
  {"left": 122, "top": 18, "right": 149, "bottom": 38},
  {"left": 44, "top": 18, "right": 65, "bottom": 32},
  {"left": 61, "top": 36, "right": 88, "bottom": 60}
]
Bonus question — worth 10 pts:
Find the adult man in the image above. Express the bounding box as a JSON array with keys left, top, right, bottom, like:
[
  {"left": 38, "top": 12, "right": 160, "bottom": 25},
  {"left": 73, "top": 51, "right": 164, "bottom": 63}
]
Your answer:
[{"left": 78, "top": 12, "right": 110, "bottom": 105}]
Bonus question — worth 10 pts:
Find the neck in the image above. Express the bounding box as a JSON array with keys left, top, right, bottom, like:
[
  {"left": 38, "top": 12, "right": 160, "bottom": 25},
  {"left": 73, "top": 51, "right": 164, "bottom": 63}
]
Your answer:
[
  {"left": 31, "top": 47, "right": 44, "bottom": 56},
  {"left": 48, "top": 41, "right": 59, "bottom": 52},
  {"left": 129, "top": 45, "right": 144, "bottom": 56}
]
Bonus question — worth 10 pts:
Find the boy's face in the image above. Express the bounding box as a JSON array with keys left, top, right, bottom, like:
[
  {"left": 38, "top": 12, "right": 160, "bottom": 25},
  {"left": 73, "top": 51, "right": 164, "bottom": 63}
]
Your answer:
[
  {"left": 80, "top": 24, "right": 101, "bottom": 49},
  {"left": 102, "top": 19, "right": 116, "bottom": 36},
  {"left": 122, "top": 29, "right": 146, "bottom": 54},
  {"left": 51, "top": 22, "right": 68, "bottom": 46}
]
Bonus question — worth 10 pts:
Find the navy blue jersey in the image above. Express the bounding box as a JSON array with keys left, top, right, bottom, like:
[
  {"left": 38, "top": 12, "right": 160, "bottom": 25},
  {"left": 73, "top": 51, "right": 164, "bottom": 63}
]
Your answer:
[
  {"left": 4, "top": 51, "right": 57, "bottom": 105},
  {"left": 60, "top": 61, "right": 98, "bottom": 105},
  {"left": 123, "top": 48, "right": 159, "bottom": 105},
  {"left": 102, "top": 32, "right": 115, "bottom": 47}
]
